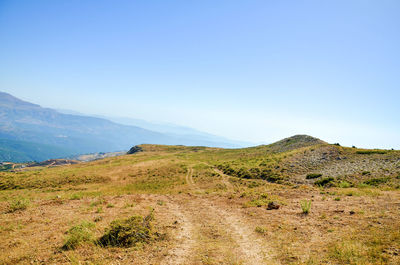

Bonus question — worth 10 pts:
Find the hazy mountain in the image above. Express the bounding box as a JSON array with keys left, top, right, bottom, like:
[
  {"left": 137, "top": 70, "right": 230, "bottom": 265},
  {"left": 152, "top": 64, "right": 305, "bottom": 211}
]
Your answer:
[
  {"left": 55, "top": 110, "right": 254, "bottom": 147},
  {"left": 0, "top": 92, "right": 246, "bottom": 162}
]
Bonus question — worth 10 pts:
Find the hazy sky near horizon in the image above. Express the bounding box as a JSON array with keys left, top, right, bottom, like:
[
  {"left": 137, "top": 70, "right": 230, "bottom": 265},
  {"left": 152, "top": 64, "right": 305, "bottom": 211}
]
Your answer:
[{"left": 1, "top": 0, "right": 399, "bottom": 148}]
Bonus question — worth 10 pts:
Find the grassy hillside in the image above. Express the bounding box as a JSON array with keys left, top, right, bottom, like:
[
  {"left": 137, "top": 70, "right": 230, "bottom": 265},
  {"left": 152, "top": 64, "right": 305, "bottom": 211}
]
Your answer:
[{"left": 1, "top": 136, "right": 399, "bottom": 264}]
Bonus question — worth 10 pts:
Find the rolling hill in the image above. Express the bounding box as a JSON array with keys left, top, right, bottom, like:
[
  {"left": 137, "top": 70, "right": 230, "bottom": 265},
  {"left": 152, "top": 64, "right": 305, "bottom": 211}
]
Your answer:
[{"left": 0, "top": 135, "right": 399, "bottom": 264}]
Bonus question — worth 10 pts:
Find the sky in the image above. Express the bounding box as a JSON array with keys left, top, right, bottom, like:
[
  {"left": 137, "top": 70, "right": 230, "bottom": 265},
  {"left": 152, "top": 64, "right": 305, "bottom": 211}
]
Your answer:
[{"left": 0, "top": 0, "right": 399, "bottom": 149}]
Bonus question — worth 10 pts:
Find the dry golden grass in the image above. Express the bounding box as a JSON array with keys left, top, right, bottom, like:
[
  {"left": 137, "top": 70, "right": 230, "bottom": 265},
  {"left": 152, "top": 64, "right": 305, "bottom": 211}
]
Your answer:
[{"left": 1, "top": 143, "right": 399, "bottom": 264}]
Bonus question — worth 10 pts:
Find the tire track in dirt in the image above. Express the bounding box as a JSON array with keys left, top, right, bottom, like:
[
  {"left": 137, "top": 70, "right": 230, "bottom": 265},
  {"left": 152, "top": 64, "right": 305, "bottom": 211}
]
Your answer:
[
  {"left": 161, "top": 198, "right": 195, "bottom": 265},
  {"left": 185, "top": 166, "right": 276, "bottom": 264},
  {"left": 203, "top": 199, "right": 275, "bottom": 265},
  {"left": 185, "top": 167, "right": 194, "bottom": 186}
]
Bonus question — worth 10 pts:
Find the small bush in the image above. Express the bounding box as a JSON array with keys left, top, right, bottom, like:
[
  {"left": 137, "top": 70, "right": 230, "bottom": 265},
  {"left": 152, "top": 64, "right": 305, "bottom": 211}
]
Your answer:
[
  {"left": 314, "top": 177, "right": 335, "bottom": 187},
  {"left": 300, "top": 200, "right": 312, "bottom": 214},
  {"left": 70, "top": 193, "right": 83, "bottom": 200},
  {"left": 8, "top": 197, "right": 30, "bottom": 213},
  {"left": 364, "top": 177, "right": 389, "bottom": 186},
  {"left": 98, "top": 211, "right": 159, "bottom": 247},
  {"left": 306, "top": 173, "right": 322, "bottom": 179},
  {"left": 62, "top": 221, "right": 95, "bottom": 250},
  {"left": 246, "top": 198, "right": 269, "bottom": 207},
  {"left": 338, "top": 181, "right": 352, "bottom": 188},
  {"left": 255, "top": 226, "right": 267, "bottom": 234},
  {"left": 356, "top": 150, "right": 386, "bottom": 155}
]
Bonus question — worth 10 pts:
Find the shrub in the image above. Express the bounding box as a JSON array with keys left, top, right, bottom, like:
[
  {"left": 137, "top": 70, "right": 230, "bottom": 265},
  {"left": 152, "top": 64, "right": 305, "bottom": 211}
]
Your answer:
[
  {"left": 263, "top": 174, "right": 283, "bottom": 183},
  {"left": 8, "top": 197, "right": 30, "bottom": 213},
  {"left": 306, "top": 173, "right": 322, "bottom": 179},
  {"left": 364, "top": 177, "right": 389, "bottom": 186},
  {"left": 338, "top": 181, "right": 352, "bottom": 188},
  {"left": 62, "top": 221, "right": 95, "bottom": 250},
  {"left": 98, "top": 211, "right": 159, "bottom": 247},
  {"left": 69, "top": 193, "right": 83, "bottom": 200},
  {"left": 300, "top": 200, "right": 312, "bottom": 214},
  {"left": 245, "top": 198, "right": 269, "bottom": 207},
  {"left": 314, "top": 177, "right": 335, "bottom": 187},
  {"left": 127, "top": 145, "right": 143, "bottom": 154},
  {"left": 356, "top": 150, "right": 386, "bottom": 155},
  {"left": 255, "top": 226, "right": 267, "bottom": 234}
]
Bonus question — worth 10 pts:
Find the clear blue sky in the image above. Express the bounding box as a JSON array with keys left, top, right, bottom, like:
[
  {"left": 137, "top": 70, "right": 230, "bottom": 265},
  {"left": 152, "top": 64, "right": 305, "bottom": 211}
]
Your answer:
[{"left": 1, "top": 0, "right": 399, "bottom": 148}]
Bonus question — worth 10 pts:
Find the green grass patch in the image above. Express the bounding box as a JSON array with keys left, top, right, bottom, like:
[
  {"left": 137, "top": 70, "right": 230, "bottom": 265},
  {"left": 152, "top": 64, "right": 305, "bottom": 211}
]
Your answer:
[
  {"left": 338, "top": 181, "right": 352, "bottom": 188},
  {"left": 62, "top": 221, "right": 95, "bottom": 250},
  {"left": 363, "top": 177, "right": 389, "bottom": 187},
  {"left": 98, "top": 211, "right": 161, "bottom": 247},
  {"left": 255, "top": 226, "right": 268, "bottom": 234},
  {"left": 314, "top": 177, "right": 335, "bottom": 187},
  {"left": 243, "top": 193, "right": 281, "bottom": 208},
  {"left": 328, "top": 225, "right": 400, "bottom": 264},
  {"left": 7, "top": 197, "right": 30, "bottom": 213},
  {"left": 300, "top": 200, "right": 311, "bottom": 214},
  {"left": 306, "top": 173, "right": 322, "bottom": 179}
]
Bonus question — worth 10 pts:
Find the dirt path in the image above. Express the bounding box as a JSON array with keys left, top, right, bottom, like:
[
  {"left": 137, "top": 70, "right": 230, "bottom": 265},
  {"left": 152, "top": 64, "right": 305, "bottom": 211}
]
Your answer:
[
  {"left": 170, "top": 167, "right": 276, "bottom": 264},
  {"left": 161, "top": 199, "right": 195, "bottom": 265},
  {"left": 207, "top": 202, "right": 274, "bottom": 264},
  {"left": 185, "top": 167, "right": 194, "bottom": 186}
]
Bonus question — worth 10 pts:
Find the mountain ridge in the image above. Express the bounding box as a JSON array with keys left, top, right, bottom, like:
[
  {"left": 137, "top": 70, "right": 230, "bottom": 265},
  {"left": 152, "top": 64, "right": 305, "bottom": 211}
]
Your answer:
[{"left": 0, "top": 92, "right": 247, "bottom": 162}]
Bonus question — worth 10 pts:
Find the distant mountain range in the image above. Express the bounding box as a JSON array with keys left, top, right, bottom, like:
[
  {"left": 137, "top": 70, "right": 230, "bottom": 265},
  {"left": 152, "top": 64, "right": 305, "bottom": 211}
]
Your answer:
[
  {"left": 0, "top": 92, "right": 250, "bottom": 162},
  {"left": 56, "top": 110, "right": 253, "bottom": 147}
]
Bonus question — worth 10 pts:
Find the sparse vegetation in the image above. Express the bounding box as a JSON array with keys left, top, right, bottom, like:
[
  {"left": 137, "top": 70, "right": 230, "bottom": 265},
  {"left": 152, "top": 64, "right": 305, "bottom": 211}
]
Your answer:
[
  {"left": 7, "top": 197, "right": 30, "bottom": 213},
  {"left": 338, "top": 181, "right": 352, "bottom": 188},
  {"left": 306, "top": 173, "right": 322, "bottom": 179},
  {"left": 356, "top": 150, "right": 387, "bottom": 155},
  {"left": 314, "top": 177, "right": 335, "bottom": 187},
  {"left": 98, "top": 211, "right": 159, "bottom": 247},
  {"left": 1, "top": 137, "right": 399, "bottom": 264},
  {"left": 300, "top": 200, "right": 312, "bottom": 214},
  {"left": 62, "top": 221, "right": 95, "bottom": 250},
  {"left": 364, "top": 177, "right": 389, "bottom": 186},
  {"left": 255, "top": 226, "right": 267, "bottom": 234}
]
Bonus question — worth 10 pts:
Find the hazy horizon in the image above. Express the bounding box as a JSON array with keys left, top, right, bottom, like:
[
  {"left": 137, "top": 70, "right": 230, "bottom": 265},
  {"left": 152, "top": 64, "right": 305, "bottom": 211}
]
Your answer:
[{"left": 1, "top": 0, "right": 399, "bottom": 149}]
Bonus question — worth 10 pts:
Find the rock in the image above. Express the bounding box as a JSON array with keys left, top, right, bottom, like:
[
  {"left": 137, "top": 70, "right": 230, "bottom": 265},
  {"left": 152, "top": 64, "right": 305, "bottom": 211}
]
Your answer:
[
  {"left": 267, "top": 201, "right": 280, "bottom": 210},
  {"left": 349, "top": 210, "right": 355, "bottom": 215},
  {"left": 127, "top": 145, "right": 143, "bottom": 154}
]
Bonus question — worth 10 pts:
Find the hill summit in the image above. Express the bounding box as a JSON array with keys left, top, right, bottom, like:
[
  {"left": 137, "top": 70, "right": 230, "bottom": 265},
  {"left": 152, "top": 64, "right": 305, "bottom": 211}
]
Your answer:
[{"left": 267, "top": 134, "right": 326, "bottom": 152}]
